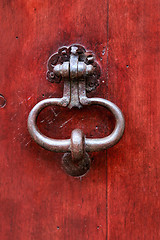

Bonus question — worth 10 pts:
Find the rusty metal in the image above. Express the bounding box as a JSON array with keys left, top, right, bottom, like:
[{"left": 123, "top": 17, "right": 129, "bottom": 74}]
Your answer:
[
  {"left": 28, "top": 44, "right": 125, "bottom": 177},
  {"left": 47, "top": 44, "right": 101, "bottom": 92},
  {"left": 70, "top": 129, "right": 85, "bottom": 162},
  {"left": 62, "top": 152, "right": 91, "bottom": 177}
]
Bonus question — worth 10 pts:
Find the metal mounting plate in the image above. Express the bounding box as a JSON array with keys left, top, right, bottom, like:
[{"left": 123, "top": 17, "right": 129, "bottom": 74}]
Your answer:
[{"left": 47, "top": 44, "right": 101, "bottom": 92}]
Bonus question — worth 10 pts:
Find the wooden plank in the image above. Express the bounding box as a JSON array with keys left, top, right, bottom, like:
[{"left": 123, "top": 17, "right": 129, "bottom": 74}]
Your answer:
[
  {"left": 0, "top": 0, "right": 109, "bottom": 239},
  {"left": 107, "top": 0, "right": 160, "bottom": 239}
]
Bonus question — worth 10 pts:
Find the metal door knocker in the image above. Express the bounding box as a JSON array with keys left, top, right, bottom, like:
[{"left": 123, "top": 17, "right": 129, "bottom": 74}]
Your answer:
[{"left": 28, "top": 44, "right": 125, "bottom": 177}]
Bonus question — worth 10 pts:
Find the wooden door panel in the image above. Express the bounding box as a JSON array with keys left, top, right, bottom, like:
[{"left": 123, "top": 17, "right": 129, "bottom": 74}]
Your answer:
[
  {"left": 107, "top": 0, "right": 160, "bottom": 239},
  {"left": 0, "top": 0, "right": 160, "bottom": 239},
  {"left": 0, "top": 0, "right": 108, "bottom": 239}
]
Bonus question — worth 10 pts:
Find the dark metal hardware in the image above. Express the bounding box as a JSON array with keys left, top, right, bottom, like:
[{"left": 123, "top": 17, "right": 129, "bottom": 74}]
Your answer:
[{"left": 28, "top": 44, "right": 125, "bottom": 177}]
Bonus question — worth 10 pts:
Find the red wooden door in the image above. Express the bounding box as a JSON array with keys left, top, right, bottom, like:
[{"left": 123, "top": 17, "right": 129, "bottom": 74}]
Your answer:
[{"left": 0, "top": 0, "right": 159, "bottom": 239}]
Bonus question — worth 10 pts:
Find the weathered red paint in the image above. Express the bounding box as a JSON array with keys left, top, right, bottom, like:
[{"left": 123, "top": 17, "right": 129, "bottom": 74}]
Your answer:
[
  {"left": 0, "top": 0, "right": 108, "bottom": 239},
  {"left": 107, "top": 0, "right": 160, "bottom": 239},
  {"left": 0, "top": 0, "right": 159, "bottom": 239}
]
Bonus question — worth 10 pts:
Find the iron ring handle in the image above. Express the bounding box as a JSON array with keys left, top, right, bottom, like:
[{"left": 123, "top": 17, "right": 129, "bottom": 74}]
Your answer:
[
  {"left": 27, "top": 44, "right": 125, "bottom": 177},
  {"left": 27, "top": 97, "right": 125, "bottom": 153}
]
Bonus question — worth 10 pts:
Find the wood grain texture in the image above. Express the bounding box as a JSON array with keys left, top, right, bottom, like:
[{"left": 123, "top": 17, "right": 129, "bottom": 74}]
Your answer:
[
  {"left": 0, "top": 0, "right": 109, "bottom": 239},
  {"left": 0, "top": 0, "right": 160, "bottom": 239},
  {"left": 107, "top": 0, "right": 160, "bottom": 239}
]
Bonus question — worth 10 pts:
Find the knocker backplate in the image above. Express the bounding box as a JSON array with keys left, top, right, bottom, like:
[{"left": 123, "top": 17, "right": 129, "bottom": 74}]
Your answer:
[{"left": 46, "top": 44, "right": 101, "bottom": 92}]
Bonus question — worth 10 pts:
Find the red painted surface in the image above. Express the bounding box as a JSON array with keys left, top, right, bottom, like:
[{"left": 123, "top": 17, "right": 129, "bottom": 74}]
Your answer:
[
  {"left": 107, "top": 0, "right": 160, "bottom": 239},
  {"left": 0, "top": 0, "right": 159, "bottom": 239}
]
